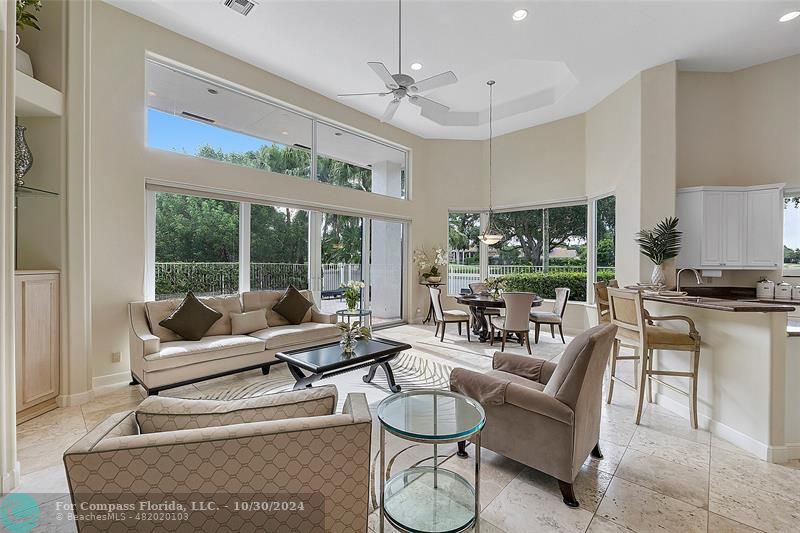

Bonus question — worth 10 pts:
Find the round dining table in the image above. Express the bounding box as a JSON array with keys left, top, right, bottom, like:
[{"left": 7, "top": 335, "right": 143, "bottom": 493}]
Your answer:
[{"left": 455, "top": 294, "right": 543, "bottom": 342}]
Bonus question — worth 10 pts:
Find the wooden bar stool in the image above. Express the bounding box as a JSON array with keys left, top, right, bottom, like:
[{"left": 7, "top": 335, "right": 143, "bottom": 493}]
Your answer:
[
  {"left": 594, "top": 281, "right": 640, "bottom": 404},
  {"left": 606, "top": 287, "right": 702, "bottom": 428}
]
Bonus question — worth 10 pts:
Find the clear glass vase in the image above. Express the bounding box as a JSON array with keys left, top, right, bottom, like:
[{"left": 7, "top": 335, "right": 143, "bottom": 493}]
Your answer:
[{"left": 340, "top": 335, "right": 358, "bottom": 354}]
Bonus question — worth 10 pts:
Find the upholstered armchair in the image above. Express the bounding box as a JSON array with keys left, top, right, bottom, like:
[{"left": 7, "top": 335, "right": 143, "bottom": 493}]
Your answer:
[
  {"left": 450, "top": 323, "right": 617, "bottom": 507},
  {"left": 63, "top": 386, "right": 372, "bottom": 532}
]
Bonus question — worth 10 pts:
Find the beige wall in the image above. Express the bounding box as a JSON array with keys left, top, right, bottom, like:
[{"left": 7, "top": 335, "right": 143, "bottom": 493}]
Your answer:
[{"left": 678, "top": 54, "right": 800, "bottom": 188}]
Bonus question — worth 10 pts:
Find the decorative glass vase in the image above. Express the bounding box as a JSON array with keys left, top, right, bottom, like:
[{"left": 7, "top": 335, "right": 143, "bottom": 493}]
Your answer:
[
  {"left": 651, "top": 264, "right": 666, "bottom": 287},
  {"left": 14, "top": 124, "right": 33, "bottom": 187},
  {"left": 340, "top": 335, "right": 358, "bottom": 355}
]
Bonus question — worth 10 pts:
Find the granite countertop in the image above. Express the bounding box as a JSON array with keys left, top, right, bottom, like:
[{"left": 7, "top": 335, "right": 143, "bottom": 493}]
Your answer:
[{"left": 642, "top": 294, "right": 796, "bottom": 313}]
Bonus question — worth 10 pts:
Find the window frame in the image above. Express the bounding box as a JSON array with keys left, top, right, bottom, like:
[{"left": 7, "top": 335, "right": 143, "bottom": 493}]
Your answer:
[
  {"left": 447, "top": 195, "right": 615, "bottom": 304},
  {"left": 783, "top": 188, "right": 800, "bottom": 277},
  {"left": 145, "top": 185, "right": 408, "bottom": 328},
  {"left": 145, "top": 56, "right": 411, "bottom": 201}
]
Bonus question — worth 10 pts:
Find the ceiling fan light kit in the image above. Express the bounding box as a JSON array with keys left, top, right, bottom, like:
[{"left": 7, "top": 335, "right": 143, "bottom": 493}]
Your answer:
[{"left": 338, "top": 0, "right": 458, "bottom": 123}]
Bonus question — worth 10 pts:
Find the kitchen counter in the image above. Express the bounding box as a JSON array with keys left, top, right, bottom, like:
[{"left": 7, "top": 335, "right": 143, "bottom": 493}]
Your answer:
[{"left": 643, "top": 295, "right": 795, "bottom": 313}]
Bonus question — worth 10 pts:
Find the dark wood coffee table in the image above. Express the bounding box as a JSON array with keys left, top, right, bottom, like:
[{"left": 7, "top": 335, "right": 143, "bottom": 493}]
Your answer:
[{"left": 275, "top": 337, "right": 412, "bottom": 392}]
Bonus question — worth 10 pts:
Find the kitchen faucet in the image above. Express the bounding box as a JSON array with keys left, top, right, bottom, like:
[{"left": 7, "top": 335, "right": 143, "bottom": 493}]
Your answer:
[{"left": 676, "top": 268, "right": 703, "bottom": 293}]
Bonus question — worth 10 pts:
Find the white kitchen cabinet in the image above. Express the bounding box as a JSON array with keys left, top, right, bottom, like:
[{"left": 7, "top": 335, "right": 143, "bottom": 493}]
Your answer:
[
  {"left": 15, "top": 271, "right": 60, "bottom": 423},
  {"left": 676, "top": 185, "right": 783, "bottom": 270}
]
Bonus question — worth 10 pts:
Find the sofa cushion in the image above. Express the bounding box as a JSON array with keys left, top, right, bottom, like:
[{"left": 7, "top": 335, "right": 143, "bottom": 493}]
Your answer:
[
  {"left": 243, "top": 290, "right": 315, "bottom": 326},
  {"left": 230, "top": 309, "right": 268, "bottom": 335},
  {"left": 201, "top": 294, "right": 243, "bottom": 336},
  {"left": 143, "top": 335, "right": 265, "bottom": 372},
  {"left": 145, "top": 298, "right": 183, "bottom": 343},
  {"left": 135, "top": 385, "right": 338, "bottom": 434},
  {"left": 250, "top": 323, "right": 340, "bottom": 350},
  {"left": 271, "top": 286, "right": 314, "bottom": 325},
  {"left": 159, "top": 292, "right": 223, "bottom": 341}
]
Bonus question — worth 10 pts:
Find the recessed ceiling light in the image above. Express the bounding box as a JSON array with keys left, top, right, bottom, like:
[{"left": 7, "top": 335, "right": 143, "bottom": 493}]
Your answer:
[
  {"left": 147, "top": 90, "right": 157, "bottom": 97},
  {"left": 410, "top": 62, "right": 423, "bottom": 71},
  {"left": 512, "top": 9, "right": 528, "bottom": 21},
  {"left": 779, "top": 10, "right": 800, "bottom": 22},
  {"left": 281, "top": 131, "right": 289, "bottom": 135}
]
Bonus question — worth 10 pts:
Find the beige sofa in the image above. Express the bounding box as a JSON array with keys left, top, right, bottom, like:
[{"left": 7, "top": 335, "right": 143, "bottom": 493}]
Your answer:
[
  {"left": 64, "top": 386, "right": 372, "bottom": 532},
  {"left": 129, "top": 290, "right": 339, "bottom": 394}
]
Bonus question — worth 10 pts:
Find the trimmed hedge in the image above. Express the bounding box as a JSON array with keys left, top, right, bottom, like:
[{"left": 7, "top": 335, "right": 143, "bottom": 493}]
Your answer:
[{"left": 502, "top": 270, "right": 615, "bottom": 302}]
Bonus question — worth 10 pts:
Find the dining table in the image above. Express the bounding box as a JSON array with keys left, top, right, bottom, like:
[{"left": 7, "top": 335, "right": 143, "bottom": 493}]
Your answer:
[{"left": 455, "top": 293, "right": 543, "bottom": 342}]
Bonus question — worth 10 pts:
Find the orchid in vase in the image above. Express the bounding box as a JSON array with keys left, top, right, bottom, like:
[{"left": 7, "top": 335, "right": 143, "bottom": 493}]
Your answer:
[
  {"left": 413, "top": 247, "right": 448, "bottom": 283},
  {"left": 341, "top": 280, "right": 365, "bottom": 311},
  {"left": 337, "top": 321, "right": 371, "bottom": 354}
]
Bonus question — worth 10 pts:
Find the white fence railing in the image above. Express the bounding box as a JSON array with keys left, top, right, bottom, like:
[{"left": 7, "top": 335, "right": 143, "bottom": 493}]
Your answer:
[{"left": 446, "top": 263, "right": 616, "bottom": 295}]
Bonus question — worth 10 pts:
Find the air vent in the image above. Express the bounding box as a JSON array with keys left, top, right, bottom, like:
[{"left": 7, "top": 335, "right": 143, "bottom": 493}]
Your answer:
[
  {"left": 293, "top": 143, "right": 311, "bottom": 151},
  {"left": 223, "top": 0, "right": 257, "bottom": 16},
  {"left": 181, "top": 111, "right": 215, "bottom": 124}
]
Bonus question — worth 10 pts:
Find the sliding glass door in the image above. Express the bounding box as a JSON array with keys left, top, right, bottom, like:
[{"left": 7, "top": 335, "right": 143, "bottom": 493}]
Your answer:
[{"left": 367, "top": 219, "right": 404, "bottom": 325}]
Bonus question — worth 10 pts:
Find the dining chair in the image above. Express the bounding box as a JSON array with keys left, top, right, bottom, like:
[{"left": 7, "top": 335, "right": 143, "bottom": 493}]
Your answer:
[
  {"left": 594, "top": 280, "right": 639, "bottom": 404},
  {"left": 469, "top": 282, "right": 500, "bottom": 317},
  {"left": 429, "top": 286, "right": 471, "bottom": 342},
  {"left": 489, "top": 292, "right": 535, "bottom": 354},
  {"left": 529, "top": 287, "right": 570, "bottom": 344},
  {"left": 606, "top": 288, "right": 702, "bottom": 427}
]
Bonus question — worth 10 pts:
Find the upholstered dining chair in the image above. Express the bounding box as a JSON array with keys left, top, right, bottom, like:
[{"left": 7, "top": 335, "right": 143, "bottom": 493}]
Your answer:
[
  {"left": 450, "top": 323, "right": 617, "bottom": 508},
  {"left": 606, "top": 287, "right": 702, "bottom": 428},
  {"left": 489, "top": 292, "right": 535, "bottom": 354},
  {"left": 468, "top": 282, "right": 500, "bottom": 317},
  {"left": 429, "top": 286, "right": 471, "bottom": 342},
  {"left": 529, "top": 287, "right": 570, "bottom": 344}
]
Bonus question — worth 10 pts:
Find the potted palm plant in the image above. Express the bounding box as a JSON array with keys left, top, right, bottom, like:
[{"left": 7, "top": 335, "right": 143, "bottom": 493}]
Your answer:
[{"left": 635, "top": 217, "right": 682, "bottom": 287}]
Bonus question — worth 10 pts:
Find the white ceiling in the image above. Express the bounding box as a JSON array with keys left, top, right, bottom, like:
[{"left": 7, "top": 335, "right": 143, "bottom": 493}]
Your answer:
[{"left": 111, "top": 0, "right": 800, "bottom": 140}]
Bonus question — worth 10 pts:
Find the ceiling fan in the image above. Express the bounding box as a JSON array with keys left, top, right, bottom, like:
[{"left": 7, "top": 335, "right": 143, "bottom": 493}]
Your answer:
[{"left": 337, "top": 0, "right": 458, "bottom": 123}]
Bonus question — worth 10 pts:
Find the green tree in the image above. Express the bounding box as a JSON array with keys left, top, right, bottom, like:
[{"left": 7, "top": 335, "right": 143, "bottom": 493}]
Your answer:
[
  {"left": 491, "top": 206, "right": 587, "bottom": 266},
  {"left": 155, "top": 193, "right": 239, "bottom": 262},
  {"left": 250, "top": 205, "right": 308, "bottom": 264}
]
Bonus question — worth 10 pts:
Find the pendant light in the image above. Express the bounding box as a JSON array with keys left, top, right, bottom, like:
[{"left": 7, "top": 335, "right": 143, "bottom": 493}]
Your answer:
[{"left": 479, "top": 80, "right": 503, "bottom": 245}]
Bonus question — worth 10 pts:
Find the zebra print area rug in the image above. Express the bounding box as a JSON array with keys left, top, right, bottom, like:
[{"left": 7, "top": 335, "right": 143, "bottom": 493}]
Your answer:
[{"left": 191, "top": 351, "right": 453, "bottom": 401}]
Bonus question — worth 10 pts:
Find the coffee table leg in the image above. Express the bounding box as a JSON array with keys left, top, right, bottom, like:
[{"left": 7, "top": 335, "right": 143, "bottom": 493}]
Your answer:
[
  {"left": 287, "top": 364, "right": 320, "bottom": 390},
  {"left": 363, "top": 361, "right": 401, "bottom": 393}
]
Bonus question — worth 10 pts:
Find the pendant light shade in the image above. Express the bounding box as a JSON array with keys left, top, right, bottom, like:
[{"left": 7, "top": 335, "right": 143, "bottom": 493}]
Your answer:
[{"left": 479, "top": 80, "right": 502, "bottom": 245}]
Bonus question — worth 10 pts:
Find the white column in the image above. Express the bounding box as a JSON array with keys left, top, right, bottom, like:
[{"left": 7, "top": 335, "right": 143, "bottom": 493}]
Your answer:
[
  {"left": 0, "top": 0, "right": 20, "bottom": 494},
  {"left": 308, "top": 211, "right": 322, "bottom": 303},
  {"left": 239, "top": 203, "right": 251, "bottom": 293}
]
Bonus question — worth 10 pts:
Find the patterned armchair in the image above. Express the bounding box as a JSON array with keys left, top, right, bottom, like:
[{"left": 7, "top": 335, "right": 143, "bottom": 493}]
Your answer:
[{"left": 63, "top": 386, "right": 371, "bottom": 532}]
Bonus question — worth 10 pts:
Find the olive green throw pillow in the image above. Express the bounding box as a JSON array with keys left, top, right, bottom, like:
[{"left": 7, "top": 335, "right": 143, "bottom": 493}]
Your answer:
[
  {"left": 159, "top": 291, "right": 223, "bottom": 341},
  {"left": 272, "top": 286, "right": 313, "bottom": 325}
]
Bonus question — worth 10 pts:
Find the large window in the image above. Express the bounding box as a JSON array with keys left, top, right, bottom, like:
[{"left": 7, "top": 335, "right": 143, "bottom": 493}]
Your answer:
[
  {"left": 595, "top": 195, "right": 616, "bottom": 280},
  {"left": 146, "top": 59, "right": 408, "bottom": 199},
  {"left": 785, "top": 193, "right": 800, "bottom": 276},
  {"left": 448, "top": 213, "right": 481, "bottom": 295},
  {"left": 154, "top": 193, "right": 240, "bottom": 299},
  {"left": 150, "top": 189, "right": 406, "bottom": 325}
]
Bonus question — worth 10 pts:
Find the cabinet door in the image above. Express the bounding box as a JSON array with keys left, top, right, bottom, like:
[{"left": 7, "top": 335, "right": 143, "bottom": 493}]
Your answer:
[
  {"left": 746, "top": 189, "right": 781, "bottom": 268},
  {"left": 15, "top": 274, "right": 60, "bottom": 412},
  {"left": 722, "top": 191, "right": 746, "bottom": 267},
  {"left": 701, "top": 191, "right": 724, "bottom": 266}
]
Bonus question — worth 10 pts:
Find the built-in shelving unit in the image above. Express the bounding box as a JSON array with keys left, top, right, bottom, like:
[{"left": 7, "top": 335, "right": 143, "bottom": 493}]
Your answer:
[{"left": 14, "top": 70, "right": 63, "bottom": 117}]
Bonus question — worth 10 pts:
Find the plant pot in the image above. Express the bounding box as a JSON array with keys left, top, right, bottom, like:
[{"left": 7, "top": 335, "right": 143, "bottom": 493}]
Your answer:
[
  {"left": 650, "top": 264, "right": 666, "bottom": 287},
  {"left": 426, "top": 276, "right": 442, "bottom": 283},
  {"left": 15, "top": 47, "right": 33, "bottom": 77}
]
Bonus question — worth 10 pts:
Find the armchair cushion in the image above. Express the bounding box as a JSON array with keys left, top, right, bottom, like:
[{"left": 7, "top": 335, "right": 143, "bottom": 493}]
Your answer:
[
  {"left": 135, "top": 385, "right": 338, "bottom": 434},
  {"left": 492, "top": 352, "right": 555, "bottom": 383}
]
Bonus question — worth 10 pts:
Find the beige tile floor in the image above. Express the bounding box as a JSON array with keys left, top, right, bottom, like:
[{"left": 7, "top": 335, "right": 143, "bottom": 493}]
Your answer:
[{"left": 13, "top": 323, "right": 800, "bottom": 533}]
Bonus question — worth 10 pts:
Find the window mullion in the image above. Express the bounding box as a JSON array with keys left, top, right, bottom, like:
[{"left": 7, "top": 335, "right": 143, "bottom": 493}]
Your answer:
[{"left": 239, "top": 202, "right": 251, "bottom": 293}]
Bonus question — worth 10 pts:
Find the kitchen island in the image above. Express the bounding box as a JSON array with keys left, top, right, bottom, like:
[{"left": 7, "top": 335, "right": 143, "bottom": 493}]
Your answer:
[{"left": 641, "top": 294, "right": 797, "bottom": 463}]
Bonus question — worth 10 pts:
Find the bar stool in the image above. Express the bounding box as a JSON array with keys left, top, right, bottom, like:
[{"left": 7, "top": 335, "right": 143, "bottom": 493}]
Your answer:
[
  {"left": 594, "top": 280, "right": 640, "bottom": 404},
  {"left": 606, "top": 288, "right": 702, "bottom": 428}
]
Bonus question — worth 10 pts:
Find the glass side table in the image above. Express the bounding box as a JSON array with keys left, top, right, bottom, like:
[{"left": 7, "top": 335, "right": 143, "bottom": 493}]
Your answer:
[
  {"left": 377, "top": 390, "right": 486, "bottom": 533},
  {"left": 336, "top": 308, "right": 372, "bottom": 331}
]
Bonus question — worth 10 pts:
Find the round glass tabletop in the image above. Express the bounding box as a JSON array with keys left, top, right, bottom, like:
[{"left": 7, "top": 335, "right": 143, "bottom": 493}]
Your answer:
[
  {"left": 377, "top": 389, "right": 486, "bottom": 442},
  {"left": 384, "top": 467, "right": 475, "bottom": 533},
  {"left": 335, "top": 308, "right": 372, "bottom": 317}
]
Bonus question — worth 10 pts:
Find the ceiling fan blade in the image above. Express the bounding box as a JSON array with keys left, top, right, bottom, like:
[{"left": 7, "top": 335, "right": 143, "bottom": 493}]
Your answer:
[
  {"left": 409, "top": 95, "right": 450, "bottom": 114},
  {"left": 381, "top": 99, "right": 401, "bottom": 122},
  {"left": 368, "top": 62, "right": 400, "bottom": 90},
  {"left": 337, "top": 91, "right": 389, "bottom": 97},
  {"left": 409, "top": 71, "right": 457, "bottom": 93}
]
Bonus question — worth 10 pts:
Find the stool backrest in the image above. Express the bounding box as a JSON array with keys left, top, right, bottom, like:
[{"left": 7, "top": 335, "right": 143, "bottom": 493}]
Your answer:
[
  {"left": 606, "top": 287, "right": 646, "bottom": 347},
  {"left": 593, "top": 279, "right": 619, "bottom": 323}
]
